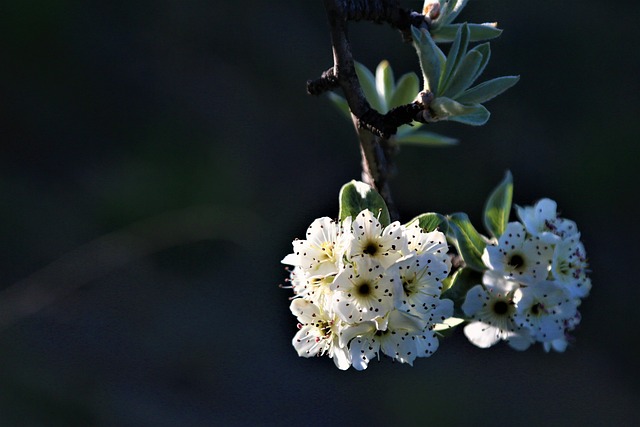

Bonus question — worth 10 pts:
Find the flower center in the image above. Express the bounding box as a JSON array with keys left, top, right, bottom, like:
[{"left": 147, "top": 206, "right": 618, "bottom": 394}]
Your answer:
[
  {"left": 356, "top": 282, "right": 372, "bottom": 296},
  {"left": 493, "top": 300, "right": 509, "bottom": 315},
  {"left": 318, "top": 242, "right": 334, "bottom": 262},
  {"left": 402, "top": 278, "right": 417, "bottom": 296},
  {"left": 362, "top": 240, "right": 379, "bottom": 256},
  {"left": 530, "top": 303, "right": 544, "bottom": 316},
  {"left": 508, "top": 254, "right": 525, "bottom": 269}
]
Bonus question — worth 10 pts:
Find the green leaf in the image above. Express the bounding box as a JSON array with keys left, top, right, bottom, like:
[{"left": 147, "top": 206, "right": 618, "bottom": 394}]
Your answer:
[
  {"left": 388, "top": 72, "right": 420, "bottom": 109},
  {"left": 412, "top": 26, "right": 444, "bottom": 95},
  {"left": 446, "top": 0, "right": 470, "bottom": 25},
  {"left": 456, "top": 76, "right": 520, "bottom": 105},
  {"left": 441, "top": 267, "right": 483, "bottom": 318},
  {"left": 430, "top": 97, "right": 490, "bottom": 126},
  {"left": 432, "top": 23, "right": 503, "bottom": 42},
  {"left": 442, "top": 50, "right": 483, "bottom": 98},
  {"left": 439, "top": 24, "right": 470, "bottom": 95},
  {"left": 406, "top": 212, "right": 449, "bottom": 234},
  {"left": 468, "top": 23, "right": 502, "bottom": 41},
  {"left": 327, "top": 92, "right": 351, "bottom": 119},
  {"left": 375, "top": 60, "right": 394, "bottom": 112},
  {"left": 468, "top": 43, "right": 491, "bottom": 84},
  {"left": 483, "top": 170, "right": 513, "bottom": 239},
  {"left": 394, "top": 130, "right": 458, "bottom": 146},
  {"left": 339, "top": 180, "right": 391, "bottom": 227},
  {"left": 447, "top": 212, "right": 487, "bottom": 271},
  {"left": 355, "top": 62, "right": 385, "bottom": 112}
]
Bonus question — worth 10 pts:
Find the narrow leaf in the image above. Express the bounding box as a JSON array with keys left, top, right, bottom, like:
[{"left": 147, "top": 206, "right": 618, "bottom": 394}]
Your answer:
[
  {"left": 441, "top": 267, "right": 483, "bottom": 318},
  {"left": 456, "top": 76, "right": 520, "bottom": 105},
  {"left": 388, "top": 72, "right": 420, "bottom": 109},
  {"left": 375, "top": 60, "right": 394, "bottom": 112},
  {"left": 430, "top": 97, "right": 490, "bottom": 126},
  {"left": 406, "top": 212, "right": 449, "bottom": 234},
  {"left": 411, "top": 26, "right": 444, "bottom": 95},
  {"left": 439, "top": 23, "right": 470, "bottom": 95},
  {"left": 327, "top": 92, "right": 351, "bottom": 119},
  {"left": 355, "top": 62, "right": 384, "bottom": 112},
  {"left": 468, "top": 23, "right": 502, "bottom": 41},
  {"left": 447, "top": 212, "right": 487, "bottom": 271},
  {"left": 432, "top": 23, "right": 502, "bottom": 42},
  {"left": 448, "top": 104, "right": 489, "bottom": 125},
  {"left": 442, "top": 50, "right": 483, "bottom": 98},
  {"left": 339, "top": 180, "right": 391, "bottom": 227},
  {"left": 446, "top": 0, "right": 470, "bottom": 25},
  {"left": 394, "top": 130, "right": 459, "bottom": 146},
  {"left": 468, "top": 43, "right": 491, "bottom": 84},
  {"left": 483, "top": 170, "right": 513, "bottom": 239}
]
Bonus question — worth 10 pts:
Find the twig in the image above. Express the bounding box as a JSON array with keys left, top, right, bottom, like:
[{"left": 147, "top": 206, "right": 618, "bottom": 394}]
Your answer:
[{"left": 312, "top": 0, "right": 430, "bottom": 220}]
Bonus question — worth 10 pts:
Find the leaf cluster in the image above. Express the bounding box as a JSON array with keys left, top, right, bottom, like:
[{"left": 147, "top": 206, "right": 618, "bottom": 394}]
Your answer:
[
  {"left": 328, "top": 61, "right": 457, "bottom": 147},
  {"left": 413, "top": 24, "right": 519, "bottom": 125}
]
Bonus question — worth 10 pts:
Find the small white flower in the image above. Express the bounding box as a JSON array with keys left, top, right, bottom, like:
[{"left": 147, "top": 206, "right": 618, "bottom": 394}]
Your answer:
[
  {"left": 514, "top": 280, "right": 578, "bottom": 343},
  {"left": 462, "top": 271, "right": 531, "bottom": 349},
  {"left": 330, "top": 257, "right": 396, "bottom": 324},
  {"left": 344, "top": 309, "right": 427, "bottom": 370},
  {"left": 551, "top": 235, "right": 591, "bottom": 299},
  {"left": 388, "top": 252, "right": 452, "bottom": 321},
  {"left": 345, "top": 210, "right": 408, "bottom": 268},
  {"left": 517, "top": 198, "right": 579, "bottom": 243},
  {"left": 302, "top": 274, "right": 336, "bottom": 309},
  {"left": 290, "top": 298, "right": 351, "bottom": 370},
  {"left": 403, "top": 222, "right": 449, "bottom": 256},
  {"left": 542, "top": 311, "right": 582, "bottom": 353},
  {"left": 281, "top": 217, "right": 342, "bottom": 277},
  {"left": 482, "top": 222, "right": 553, "bottom": 283}
]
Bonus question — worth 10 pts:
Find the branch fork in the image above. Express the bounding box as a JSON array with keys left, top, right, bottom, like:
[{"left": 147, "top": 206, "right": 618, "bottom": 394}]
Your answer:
[{"left": 307, "top": 0, "right": 432, "bottom": 219}]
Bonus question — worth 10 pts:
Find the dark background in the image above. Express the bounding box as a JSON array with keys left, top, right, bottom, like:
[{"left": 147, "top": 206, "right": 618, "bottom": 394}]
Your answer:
[{"left": 1, "top": 1, "right": 638, "bottom": 426}]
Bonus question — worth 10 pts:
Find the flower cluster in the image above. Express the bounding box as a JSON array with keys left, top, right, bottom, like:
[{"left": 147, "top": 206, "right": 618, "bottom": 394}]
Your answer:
[
  {"left": 282, "top": 210, "right": 453, "bottom": 370},
  {"left": 462, "top": 199, "right": 591, "bottom": 352}
]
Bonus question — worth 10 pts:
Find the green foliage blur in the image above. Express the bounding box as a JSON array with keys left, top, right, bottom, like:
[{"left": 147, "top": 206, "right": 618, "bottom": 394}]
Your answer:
[{"left": 1, "top": 1, "right": 638, "bottom": 425}]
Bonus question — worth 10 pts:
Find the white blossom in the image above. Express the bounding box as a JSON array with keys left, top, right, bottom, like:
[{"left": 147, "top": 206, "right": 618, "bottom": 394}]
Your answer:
[
  {"left": 283, "top": 209, "right": 454, "bottom": 369},
  {"left": 330, "top": 258, "right": 396, "bottom": 324},
  {"left": 462, "top": 271, "right": 531, "bottom": 350},
  {"left": 551, "top": 234, "right": 591, "bottom": 299},
  {"left": 387, "top": 252, "right": 451, "bottom": 321},
  {"left": 403, "top": 222, "right": 448, "bottom": 256},
  {"left": 482, "top": 222, "right": 553, "bottom": 283},
  {"left": 345, "top": 210, "right": 408, "bottom": 268},
  {"left": 343, "top": 310, "right": 427, "bottom": 370},
  {"left": 281, "top": 216, "right": 343, "bottom": 277},
  {"left": 516, "top": 198, "right": 579, "bottom": 243},
  {"left": 290, "top": 298, "right": 350, "bottom": 370},
  {"left": 514, "top": 280, "right": 578, "bottom": 343}
]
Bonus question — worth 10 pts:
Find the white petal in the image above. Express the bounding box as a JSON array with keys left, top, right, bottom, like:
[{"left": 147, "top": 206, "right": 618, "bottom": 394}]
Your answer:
[
  {"left": 380, "top": 331, "right": 417, "bottom": 365},
  {"left": 281, "top": 253, "right": 299, "bottom": 266},
  {"left": 464, "top": 322, "right": 502, "bottom": 348},
  {"left": 289, "top": 298, "right": 321, "bottom": 324},
  {"left": 507, "top": 329, "right": 534, "bottom": 351},
  {"left": 338, "top": 321, "right": 376, "bottom": 348},
  {"left": 461, "top": 284, "right": 487, "bottom": 317},
  {"left": 331, "top": 346, "right": 352, "bottom": 370},
  {"left": 349, "top": 337, "right": 378, "bottom": 371},
  {"left": 292, "top": 326, "right": 322, "bottom": 357},
  {"left": 415, "top": 330, "right": 440, "bottom": 357}
]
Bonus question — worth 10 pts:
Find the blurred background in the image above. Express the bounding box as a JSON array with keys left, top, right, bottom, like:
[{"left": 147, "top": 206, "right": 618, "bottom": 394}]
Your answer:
[{"left": 1, "top": 0, "right": 638, "bottom": 425}]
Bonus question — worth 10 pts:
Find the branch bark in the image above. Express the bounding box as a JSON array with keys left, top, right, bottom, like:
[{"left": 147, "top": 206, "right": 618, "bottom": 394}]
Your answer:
[{"left": 312, "top": 0, "right": 428, "bottom": 221}]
